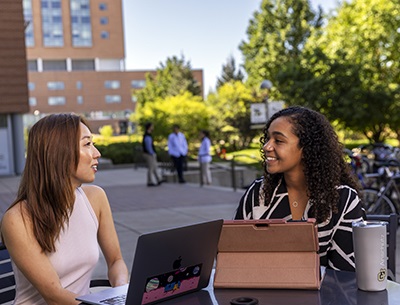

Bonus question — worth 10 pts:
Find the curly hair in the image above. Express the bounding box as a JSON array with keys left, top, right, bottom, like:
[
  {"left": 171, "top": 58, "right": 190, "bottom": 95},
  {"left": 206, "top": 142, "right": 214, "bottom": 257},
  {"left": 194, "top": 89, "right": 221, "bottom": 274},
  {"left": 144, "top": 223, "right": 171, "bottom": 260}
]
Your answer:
[{"left": 260, "top": 106, "right": 360, "bottom": 223}]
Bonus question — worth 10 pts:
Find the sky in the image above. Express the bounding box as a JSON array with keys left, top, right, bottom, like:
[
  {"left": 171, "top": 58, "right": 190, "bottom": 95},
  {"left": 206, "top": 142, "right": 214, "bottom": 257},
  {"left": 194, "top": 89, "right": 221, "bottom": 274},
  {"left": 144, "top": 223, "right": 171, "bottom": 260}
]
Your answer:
[{"left": 122, "top": 0, "right": 339, "bottom": 95}]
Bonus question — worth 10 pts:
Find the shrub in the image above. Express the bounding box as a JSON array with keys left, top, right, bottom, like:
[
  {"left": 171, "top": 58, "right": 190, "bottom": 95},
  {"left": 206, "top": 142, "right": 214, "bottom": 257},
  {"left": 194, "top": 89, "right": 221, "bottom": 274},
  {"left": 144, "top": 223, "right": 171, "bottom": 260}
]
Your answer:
[
  {"left": 99, "top": 125, "right": 114, "bottom": 138},
  {"left": 97, "top": 142, "right": 143, "bottom": 165}
]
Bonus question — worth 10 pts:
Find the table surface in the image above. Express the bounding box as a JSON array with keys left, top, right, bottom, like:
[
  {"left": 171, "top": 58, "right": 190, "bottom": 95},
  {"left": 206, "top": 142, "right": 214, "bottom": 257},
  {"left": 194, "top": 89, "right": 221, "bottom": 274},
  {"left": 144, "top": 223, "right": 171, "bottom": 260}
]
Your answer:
[{"left": 158, "top": 269, "right": 400, "bottom": 305}]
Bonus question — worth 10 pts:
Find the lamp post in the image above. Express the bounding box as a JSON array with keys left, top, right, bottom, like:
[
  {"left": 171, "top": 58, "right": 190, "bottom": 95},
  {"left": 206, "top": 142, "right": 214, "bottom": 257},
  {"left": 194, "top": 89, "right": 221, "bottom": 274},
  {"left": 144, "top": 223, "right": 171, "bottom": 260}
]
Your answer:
[{"left": 260, "top": 80, "right": 273, "bottom": 122}]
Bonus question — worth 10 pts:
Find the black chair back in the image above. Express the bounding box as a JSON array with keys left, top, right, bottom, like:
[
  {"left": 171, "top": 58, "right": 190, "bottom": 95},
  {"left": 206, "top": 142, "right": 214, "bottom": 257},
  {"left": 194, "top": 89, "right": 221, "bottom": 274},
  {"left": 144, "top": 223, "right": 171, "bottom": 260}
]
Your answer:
[{"left": 0, "top": 243, "right": 16, "bottom": 304}]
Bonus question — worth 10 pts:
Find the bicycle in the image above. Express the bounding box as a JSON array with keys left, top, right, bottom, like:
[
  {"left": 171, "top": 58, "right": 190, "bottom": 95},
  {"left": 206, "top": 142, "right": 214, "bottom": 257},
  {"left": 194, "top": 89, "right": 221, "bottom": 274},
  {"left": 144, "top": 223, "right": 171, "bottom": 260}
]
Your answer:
[{"left": 360, "top": 165, "right": 400, "bottom": 215}]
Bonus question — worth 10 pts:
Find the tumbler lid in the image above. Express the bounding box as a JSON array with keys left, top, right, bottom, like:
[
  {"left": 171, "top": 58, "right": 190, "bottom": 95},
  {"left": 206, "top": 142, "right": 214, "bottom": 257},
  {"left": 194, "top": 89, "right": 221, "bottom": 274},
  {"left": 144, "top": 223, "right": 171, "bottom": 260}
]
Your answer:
[{"left": 352, "top": 220, "right": 388, "bottom": 228}]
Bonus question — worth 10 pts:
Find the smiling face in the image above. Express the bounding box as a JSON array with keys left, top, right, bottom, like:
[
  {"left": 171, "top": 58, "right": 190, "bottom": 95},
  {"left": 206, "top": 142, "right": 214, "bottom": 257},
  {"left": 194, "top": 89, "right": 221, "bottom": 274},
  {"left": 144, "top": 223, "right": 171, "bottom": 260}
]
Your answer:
[
  {"left": 71, "top": 122, "right": 101, "bottom": 187},
  {"left": 263, "top": 117, "right": 304, "bottom": 176}
]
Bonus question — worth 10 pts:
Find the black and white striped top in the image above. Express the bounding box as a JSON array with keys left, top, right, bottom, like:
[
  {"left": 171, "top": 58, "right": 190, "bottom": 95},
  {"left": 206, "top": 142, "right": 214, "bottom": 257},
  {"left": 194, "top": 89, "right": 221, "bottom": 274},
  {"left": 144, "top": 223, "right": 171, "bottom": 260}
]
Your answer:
[{"left": 234, "top": 178, "right": 364, "bottom": 272}]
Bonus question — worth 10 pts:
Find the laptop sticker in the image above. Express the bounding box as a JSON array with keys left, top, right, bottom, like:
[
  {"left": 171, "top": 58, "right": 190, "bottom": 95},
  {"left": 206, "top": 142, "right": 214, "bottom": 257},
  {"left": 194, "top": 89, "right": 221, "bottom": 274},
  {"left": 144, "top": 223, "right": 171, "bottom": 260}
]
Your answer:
[{"left": 142, "top": 264, "right": 202, "bottom": 304}]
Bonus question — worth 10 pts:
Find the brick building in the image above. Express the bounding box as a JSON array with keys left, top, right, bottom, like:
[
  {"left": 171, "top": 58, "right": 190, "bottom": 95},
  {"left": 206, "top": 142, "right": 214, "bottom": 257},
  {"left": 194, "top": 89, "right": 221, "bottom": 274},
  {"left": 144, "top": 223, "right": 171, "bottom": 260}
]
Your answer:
[{"left": 24, "top": 0, "right": 203, "bottom": 133}]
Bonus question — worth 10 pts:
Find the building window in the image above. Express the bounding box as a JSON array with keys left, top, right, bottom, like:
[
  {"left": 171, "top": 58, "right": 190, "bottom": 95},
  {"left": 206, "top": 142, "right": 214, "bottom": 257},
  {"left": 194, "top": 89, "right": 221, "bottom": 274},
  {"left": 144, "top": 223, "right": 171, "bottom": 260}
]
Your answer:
[
  {"left": 70, "top": 0, "right": 93, "bottom": 47},
  {"left": 76, "top": 81, "right": 83, "bottom": 89},
  {"left": 131, "top": 80, "right": 146, "bottom": 89},
  {"left": 77, "top": 96, "right": 83, "bottom": 104},
  {"left": 99, "top": 3, "right": 107, "bottom": 10},
  {"left": 47, "top": 82, "right": 65, "bottom": 90},
  {"left": 23, "top": 0, "right": 34, "bottom": 47},
  {"left": 43, "top": 60, "right": 67, "bottom": 71},
  {"left": 104, "top": 80, "right": 120, "bottom": 89},
  {"left": 71, "top": 59, "right": 95, "bottom": 71},
  {"left": 28, "top": 82, "right": 35, "bottom": 91},
  {"left": 105, "top": 95, "right": 121, "bottom": 103},
  {"left": 27, "top": 60, "right": 38, "bottom": 71},
  {"left": 48, "top": 96, "right": 66, "bottom": 105},
  {"left": 29, "top": 97, "right": 37, "bottom": 106},
  {"left": 41, "top": 0, "right": 64, "bottom": 47},
  {"left": 101, "top": 31, "right": 109, "bottom": 39},
  {"left": 100, "top": 17, "right": 108, "bottom": 25}
]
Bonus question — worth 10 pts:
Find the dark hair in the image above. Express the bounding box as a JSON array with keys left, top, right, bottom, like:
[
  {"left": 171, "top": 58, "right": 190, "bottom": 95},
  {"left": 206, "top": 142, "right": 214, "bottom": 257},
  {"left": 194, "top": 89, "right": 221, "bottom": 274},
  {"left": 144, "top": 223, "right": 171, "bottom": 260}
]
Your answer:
[
  {"left": 201, "top": 130, "right": 210, "bottom": 138},
  {"left": 145, "top": 122, "right": 153, "bottom": 131},
  {"left": 6, "top": 113, "right": 89, "bottom": 252},
  {"left": 260, "top": 106, "right": 360, "bottom": 223}
]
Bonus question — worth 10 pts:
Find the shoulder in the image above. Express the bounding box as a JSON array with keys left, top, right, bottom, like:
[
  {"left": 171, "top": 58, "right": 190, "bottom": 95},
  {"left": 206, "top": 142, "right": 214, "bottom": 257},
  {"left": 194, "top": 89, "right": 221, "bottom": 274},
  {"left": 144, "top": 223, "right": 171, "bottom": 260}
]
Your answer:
[
  {"left": 2, "top": 202, "right": 27, "bottom": 223},
  {"left": 335, "top": 184, "right": 363, "bottom": 216},
  {"left": 80, "top": 185, "right": 108, "bottom": 213},
  {"left": 1, "top": 202, "right": 31, "bottom": 242},
  {"left": 81, "top": 184, "right": 106, "bottom": 198},
  {"left": 337, "top": 184, "right": 359, "bottom": 200},
  {"left": 243, "top": 177, "right": 264, "bottom": 194}
]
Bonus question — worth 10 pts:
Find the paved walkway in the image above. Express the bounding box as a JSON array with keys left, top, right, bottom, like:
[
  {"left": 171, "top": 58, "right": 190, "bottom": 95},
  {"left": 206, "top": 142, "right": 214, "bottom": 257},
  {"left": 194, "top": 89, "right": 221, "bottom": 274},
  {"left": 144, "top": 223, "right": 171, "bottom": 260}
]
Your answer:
[{"left": 1, "top": 167, "right": 399, "bottom": 281}]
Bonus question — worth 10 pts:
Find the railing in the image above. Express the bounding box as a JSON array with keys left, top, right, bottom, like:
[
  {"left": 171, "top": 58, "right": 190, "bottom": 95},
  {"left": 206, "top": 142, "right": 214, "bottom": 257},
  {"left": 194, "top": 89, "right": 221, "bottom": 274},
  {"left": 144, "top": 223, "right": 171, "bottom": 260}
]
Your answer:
[{"left": 208, "top": 154, "right": 260, "bottom": 191}]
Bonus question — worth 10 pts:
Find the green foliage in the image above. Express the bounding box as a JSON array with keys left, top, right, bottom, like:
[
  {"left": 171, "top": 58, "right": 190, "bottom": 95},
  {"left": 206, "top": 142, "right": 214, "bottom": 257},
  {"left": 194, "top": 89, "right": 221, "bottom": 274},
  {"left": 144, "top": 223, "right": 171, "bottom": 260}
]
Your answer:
[
  {"left": 274, "top": 0, "right": 400, "bottom": 143},
  {"left": 96, "top": 142, "right": 141, "bottom": 164},
  {"left": 135, "top": 55, "right": 201, "bottom": 106},
  {"left": 99, "top": 125, "right": 114, "bottom": 138},
  {"left": 206, "top": 81, "right": 258, "bottom": 149},
  {"left": 135, "top": 91, "right": 213, "bottom": 145},
  {"left": 216, "top": 55, "right": 245, "bottom": 88},
  {"left": 240, "top": 0, "right": 323, "bottom": 92}
]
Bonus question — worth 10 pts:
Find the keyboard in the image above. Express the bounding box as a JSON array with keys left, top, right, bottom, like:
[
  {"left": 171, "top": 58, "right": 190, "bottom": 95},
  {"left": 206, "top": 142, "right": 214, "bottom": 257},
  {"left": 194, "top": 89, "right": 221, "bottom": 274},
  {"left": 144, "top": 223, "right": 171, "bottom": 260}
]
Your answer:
[{"left": 100, "top": 294, "right": 127, "bottom": 305}]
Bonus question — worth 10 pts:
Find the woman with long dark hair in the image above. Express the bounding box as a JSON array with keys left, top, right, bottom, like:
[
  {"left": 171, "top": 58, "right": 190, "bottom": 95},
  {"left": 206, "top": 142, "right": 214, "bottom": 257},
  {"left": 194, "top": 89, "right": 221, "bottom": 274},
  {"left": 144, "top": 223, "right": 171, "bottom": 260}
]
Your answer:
[{"left": 1, "top": 113, "right": 128, "bottom": 304}]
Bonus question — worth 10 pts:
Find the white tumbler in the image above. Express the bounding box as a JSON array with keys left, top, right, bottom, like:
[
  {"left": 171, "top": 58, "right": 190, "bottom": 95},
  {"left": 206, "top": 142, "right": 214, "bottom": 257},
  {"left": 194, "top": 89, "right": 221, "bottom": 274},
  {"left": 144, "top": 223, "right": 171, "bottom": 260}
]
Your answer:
[{"left": 352, "top": 220, "right": 388, "bottom": 291}]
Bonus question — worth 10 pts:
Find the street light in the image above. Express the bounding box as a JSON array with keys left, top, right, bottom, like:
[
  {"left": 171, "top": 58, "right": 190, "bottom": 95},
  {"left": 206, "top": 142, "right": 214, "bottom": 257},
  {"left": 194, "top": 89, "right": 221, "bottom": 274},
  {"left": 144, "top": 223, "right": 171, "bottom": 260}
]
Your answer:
[{"left": 260, "top": 80, "right": 273, "bottom": 122}]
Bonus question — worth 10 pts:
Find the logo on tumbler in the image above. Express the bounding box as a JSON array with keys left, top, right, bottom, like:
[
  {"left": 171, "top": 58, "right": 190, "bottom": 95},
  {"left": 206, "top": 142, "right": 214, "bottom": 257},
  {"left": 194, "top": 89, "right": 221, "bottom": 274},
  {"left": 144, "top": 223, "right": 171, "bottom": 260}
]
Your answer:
[
  {"left": 380, "top": 233, "right": 385, "bottom": 268},
  {"left": 377, "top": 268, "right": 386, "bottom": 282}
]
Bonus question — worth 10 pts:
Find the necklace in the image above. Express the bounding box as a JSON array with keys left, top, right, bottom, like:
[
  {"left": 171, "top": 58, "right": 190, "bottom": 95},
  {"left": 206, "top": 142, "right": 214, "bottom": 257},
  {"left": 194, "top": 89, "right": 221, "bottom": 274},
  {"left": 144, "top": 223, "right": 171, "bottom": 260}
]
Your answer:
[{"left": 292, "top": 201, "right": 299, "bottom": 208}]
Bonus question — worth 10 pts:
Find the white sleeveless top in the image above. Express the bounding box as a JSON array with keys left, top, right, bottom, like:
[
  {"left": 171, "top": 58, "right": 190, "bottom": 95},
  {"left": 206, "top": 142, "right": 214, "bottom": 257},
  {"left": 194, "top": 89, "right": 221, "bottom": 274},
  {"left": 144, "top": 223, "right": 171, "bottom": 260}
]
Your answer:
[{"left": 12, "top": 187, "right": 100, "bottom": 304}]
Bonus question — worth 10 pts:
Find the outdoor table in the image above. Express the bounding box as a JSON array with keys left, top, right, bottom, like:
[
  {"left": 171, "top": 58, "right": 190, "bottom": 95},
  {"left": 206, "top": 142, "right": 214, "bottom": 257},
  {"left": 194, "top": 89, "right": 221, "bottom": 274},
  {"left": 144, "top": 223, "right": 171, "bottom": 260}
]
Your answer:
[{"left": 158, "top": 268, "right": 400, "bottom": 305}]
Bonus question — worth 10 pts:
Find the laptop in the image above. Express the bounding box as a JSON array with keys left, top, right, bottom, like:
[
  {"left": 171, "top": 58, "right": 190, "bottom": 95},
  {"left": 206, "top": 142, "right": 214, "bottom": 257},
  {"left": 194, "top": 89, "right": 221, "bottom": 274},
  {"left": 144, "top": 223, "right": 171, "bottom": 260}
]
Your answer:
[{"left": 77, "top": 219, "right": 223, "bottom": 305}]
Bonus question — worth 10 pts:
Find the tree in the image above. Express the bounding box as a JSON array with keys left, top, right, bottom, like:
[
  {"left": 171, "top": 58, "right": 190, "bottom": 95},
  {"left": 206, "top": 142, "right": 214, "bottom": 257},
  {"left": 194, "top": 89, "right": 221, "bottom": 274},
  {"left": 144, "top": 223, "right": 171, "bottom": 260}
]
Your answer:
[
  {"left": 240, "top": 0, "right": 323, "bottom": 92},
  {"left": 277, "top": 0, "right": 400, "bottom": 143},
  {"left": 134, "top": 92, "right": 213, "bottom": 148},
  {"left": 206, "top": 81, "right": 258, "bottom": 150},
  {"left": 216, "top": 55, "right": 245, "bottom": 88},
  {"left": 135, "top": 55, "right": 202, "bottom": 105}
]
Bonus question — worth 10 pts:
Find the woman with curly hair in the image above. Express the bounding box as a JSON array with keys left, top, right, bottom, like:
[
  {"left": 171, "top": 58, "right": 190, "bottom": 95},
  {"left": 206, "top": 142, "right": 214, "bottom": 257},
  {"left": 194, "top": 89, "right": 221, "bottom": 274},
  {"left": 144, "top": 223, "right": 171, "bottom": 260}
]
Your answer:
[{"left": 234, "top": 106, "right": 364, "bottom": 271}]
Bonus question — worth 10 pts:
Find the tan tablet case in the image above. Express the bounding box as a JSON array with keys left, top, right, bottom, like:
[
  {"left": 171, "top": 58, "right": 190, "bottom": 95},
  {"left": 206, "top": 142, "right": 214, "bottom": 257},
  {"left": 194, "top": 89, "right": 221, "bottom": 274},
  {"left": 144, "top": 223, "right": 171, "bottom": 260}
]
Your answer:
[{"left": 214, "top": 219, "right": 322, "bottom": 290}]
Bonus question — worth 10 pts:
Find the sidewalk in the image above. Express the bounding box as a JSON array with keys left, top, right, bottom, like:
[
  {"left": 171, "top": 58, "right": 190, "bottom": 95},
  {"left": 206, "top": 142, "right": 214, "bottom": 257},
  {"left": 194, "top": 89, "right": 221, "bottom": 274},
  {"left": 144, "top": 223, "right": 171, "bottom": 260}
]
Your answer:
[{"left": 0, "top": 167, "right": 244, "bottom": 279}]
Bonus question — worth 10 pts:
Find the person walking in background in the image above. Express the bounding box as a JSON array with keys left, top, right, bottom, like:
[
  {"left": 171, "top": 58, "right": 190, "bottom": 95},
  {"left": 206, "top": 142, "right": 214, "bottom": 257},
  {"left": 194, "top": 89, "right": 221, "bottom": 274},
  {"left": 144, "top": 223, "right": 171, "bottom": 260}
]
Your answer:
[
  {"left": 1, "top": 113, "right": 128, "bottom": 304},
  {"left": 142, "top": 122, "right": 162, "bottom": 187},
  {"left": 168, "top": 124, "right": 188, "bottom": 183},
  {"left": 234, "top": 106, "right": 364, "bottom": 272},
  {"left": 198, "top": 130, "right": 212, "bottom": 185}
]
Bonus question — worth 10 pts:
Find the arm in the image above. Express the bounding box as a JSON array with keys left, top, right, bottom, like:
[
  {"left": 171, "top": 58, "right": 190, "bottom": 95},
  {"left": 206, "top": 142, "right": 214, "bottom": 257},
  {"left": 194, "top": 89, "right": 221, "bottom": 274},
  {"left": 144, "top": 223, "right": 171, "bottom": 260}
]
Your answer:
[
  {"left": 82, "top": 185, "right": 129, "bottom": 287},
  {"left": 326, "top": 186, "right": 364, "bottom": 271},
  {"left": 198, "top": 140, "right": 207, "bottom": 157},
  {"left": 144, "top": 136, "right": 155, "bottom": 155},
  {"left": 181, "top": 134, "right": 188, "bottom": 156},
  {"left": 234, "top": 180, "right": 262, "bottom": 220},
  {"left": 1, "top": 204, "right": 81, "bottom": 305}
]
